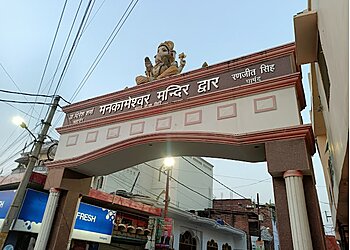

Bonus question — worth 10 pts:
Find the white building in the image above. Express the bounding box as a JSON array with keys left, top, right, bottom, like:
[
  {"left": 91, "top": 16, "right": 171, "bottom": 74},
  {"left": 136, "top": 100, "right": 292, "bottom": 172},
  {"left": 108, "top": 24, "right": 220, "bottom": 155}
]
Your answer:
[
  {"left": 167, "top": 207, "right": 247, "bottom": 250},
  {"left": 94, "top": 156, "right": 214, "bottom": 211}
]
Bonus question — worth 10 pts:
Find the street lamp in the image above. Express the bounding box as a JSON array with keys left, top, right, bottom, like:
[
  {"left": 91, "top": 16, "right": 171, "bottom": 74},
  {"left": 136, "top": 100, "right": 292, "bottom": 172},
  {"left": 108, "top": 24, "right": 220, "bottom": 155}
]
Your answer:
[
  {"left": 163, "top": 157, "right": 174, "bottom": 220},
  {"left": 163, "top": 157, "right": 175, "bottom": 169},
  {"left": 12, "top": 116, "right": 36, "bottom": 140}
]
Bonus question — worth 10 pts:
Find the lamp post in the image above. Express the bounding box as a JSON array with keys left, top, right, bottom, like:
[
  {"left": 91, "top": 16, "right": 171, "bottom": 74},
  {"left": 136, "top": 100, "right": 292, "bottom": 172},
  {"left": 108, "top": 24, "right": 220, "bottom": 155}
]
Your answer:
[
  {"left": 0, "top": 96, "right": 60, "bottom": 247},
  {"left": 12, "top": 116, "right": 37, "bottom": 141},
  {"left": 163, "top": 157, "right": 174, "bottom": 220}
]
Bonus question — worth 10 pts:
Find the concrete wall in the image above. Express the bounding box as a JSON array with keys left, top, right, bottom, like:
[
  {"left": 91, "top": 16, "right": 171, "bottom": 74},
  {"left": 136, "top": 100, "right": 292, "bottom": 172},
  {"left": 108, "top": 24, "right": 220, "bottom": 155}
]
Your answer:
[{"left": 310, "top": 0, "right": 349, "bottom": 224}]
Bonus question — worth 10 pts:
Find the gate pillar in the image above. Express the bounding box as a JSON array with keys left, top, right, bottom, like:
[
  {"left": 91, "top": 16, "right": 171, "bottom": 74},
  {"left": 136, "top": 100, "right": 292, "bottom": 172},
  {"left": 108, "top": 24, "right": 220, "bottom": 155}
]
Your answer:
[
  {"left": 43, "top": 168, "right": 92, "bottom": 250},
  {"left": 266, "top": 138, "right": 326, "bottom": 250},
  {"left": 283, "top": 170, "right": 313, "bottom": 249}
]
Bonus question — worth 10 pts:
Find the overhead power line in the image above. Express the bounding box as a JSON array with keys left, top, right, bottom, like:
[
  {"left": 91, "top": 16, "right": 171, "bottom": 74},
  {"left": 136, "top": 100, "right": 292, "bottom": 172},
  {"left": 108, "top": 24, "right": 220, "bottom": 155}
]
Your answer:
[
  {"left": 45, "top": 0, "right": 96, "bottom": 135},
  {"left": 0, "top": 89, "right": 54, "bottom": 98},
  {"left": 232, "top": 178, "right": 270, "bottom": 189},
  {"left": 38, "top": 0, "right": 93, "bottom": 126},
  {"left": 181, "top": 157, "right": 247, "bottom": 199},
  {"left": 50, "top": 0, "right": 139, "bottom": 131},
  {"left": 0, "top": 140, "right": 35, "bottom": 172},
  {"left": 26, "top": 0, "right": 68, "bottom": 138},
  {"left": 0, "top": 99, "right": 53, "bottom": 106},
  {"left": 0, "top": 63, "right": 41, "bottom": 118},
  {"left": 143, "top": 162, "right": 213, "bottom": 202},
  {"left": 43, "top": 0, "right": 84, "bottom": 101},
  {"left": 2, "top": 103, "right": 38, "bottom": 120},
  {"left": 36, "top": 0, "right": 68, "bottom": 99},
  {"left": 70, "top": 0, "right": 139, "bottom": 101},
  {"left": 0, "top": 63, "right": 28, "bottom": 98},
  {"left": 52, "top": 0, "right": 95, "bottom": 97},
  {"left": 36, "top": 0, "right": 84, "bottom": 121},
  {"left": 82, "top": 0, "right": 107, "bottom": 34}
]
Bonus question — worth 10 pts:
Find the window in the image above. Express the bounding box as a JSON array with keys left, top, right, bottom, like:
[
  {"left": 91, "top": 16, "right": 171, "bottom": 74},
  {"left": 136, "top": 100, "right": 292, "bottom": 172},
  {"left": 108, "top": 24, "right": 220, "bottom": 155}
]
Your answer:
[
  {"left": 96, "top": 176, "right": 104, "bottom": 189},
  {"left": 317, "top": 39, "right": 331, "bottom": 107},
  {"left": 207, "top": 239, "right": 218, "bottom": 250},
  {"left": 222, "top": 243, "right": 232, "bottom": 250},
  {"left": 179, "top": 231, "right": 197, "bottom": 250}
]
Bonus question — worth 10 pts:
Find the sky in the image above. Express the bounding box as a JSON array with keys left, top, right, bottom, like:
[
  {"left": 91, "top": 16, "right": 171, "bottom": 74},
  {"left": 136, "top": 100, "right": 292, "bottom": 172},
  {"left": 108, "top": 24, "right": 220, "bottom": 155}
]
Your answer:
[{"left": 0, "top": 1, "right": 333, "bottom": 234}]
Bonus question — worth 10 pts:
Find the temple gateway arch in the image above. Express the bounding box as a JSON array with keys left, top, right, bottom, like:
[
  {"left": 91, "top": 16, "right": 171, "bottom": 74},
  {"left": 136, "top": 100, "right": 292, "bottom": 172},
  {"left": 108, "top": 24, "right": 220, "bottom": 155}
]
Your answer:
[{"left": 45, "top": 43, "right": 325, "bottom": 249}]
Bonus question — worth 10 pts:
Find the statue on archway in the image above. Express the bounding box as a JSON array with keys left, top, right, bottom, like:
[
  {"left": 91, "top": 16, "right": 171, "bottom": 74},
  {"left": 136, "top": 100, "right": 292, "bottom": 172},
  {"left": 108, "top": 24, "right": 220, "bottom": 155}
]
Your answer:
[{"left": 135, "top": 41, "right": 186, "bottom": 85}]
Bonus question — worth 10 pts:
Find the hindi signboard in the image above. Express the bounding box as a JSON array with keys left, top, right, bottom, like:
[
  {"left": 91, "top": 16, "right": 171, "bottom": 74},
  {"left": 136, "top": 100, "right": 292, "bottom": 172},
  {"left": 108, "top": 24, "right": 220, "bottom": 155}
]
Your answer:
[{"left": 64, "top": 55, "right": 295, "bottom": 126}]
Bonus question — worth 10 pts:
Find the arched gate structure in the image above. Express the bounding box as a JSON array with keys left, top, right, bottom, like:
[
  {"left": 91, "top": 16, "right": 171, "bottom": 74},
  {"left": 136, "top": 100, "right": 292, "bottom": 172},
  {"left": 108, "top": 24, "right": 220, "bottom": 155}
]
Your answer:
[{"left": 45, "top": 43, "right": 326, "bottom": 249}]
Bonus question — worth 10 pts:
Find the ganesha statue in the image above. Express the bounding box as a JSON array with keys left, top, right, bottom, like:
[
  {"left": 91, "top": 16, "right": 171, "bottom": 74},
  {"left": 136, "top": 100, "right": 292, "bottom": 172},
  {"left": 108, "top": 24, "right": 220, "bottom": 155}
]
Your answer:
[{"left": 135, "top": 41, "right": 186, "bottom": 85}]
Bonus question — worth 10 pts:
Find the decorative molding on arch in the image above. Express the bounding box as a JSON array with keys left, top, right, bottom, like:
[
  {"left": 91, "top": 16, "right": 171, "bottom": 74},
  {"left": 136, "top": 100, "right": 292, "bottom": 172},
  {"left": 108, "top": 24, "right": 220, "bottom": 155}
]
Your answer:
[
  {"left": 217, "top": 103, "right": 237, "bottom": 120},
  {"left": 106, "top": 126, "right": 121, "bottom": 139},
  {"left": 156, "top": 116, "right": 172, "bottom": 131},
  {"left": 130, "top": 121, "right": 145, "bottom": 135},
  {"left": 184, "top": 110, "right": 202, "bottom": 126},
  {"left": 85, "top": 131, "right": 98, "bottom": 143},
  {"left": 254, "top": 95, "right": 277, "bottom": 113},
  {"left": 48, "top": 125, "right": 315, "bottom": 170},
  {"left": 66, "top": 134, "right": 79, "bottom": 147}
]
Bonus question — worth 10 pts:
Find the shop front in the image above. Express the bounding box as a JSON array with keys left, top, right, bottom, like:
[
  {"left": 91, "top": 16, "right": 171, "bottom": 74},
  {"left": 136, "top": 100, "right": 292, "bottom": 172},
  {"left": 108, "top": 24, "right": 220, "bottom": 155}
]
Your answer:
[{"left": 0, "top": 189, "right": 120, "bottom": 249}]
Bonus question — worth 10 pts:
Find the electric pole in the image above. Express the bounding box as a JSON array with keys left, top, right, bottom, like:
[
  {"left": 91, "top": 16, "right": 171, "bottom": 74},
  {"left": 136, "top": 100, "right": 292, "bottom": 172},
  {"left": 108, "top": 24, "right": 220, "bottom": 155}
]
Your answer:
[
  {"left": 163, "top": 168, "right": 171, "bottom": 220},
  {"left": 0, "top": 96, "right": 60, "bottom": 246}
]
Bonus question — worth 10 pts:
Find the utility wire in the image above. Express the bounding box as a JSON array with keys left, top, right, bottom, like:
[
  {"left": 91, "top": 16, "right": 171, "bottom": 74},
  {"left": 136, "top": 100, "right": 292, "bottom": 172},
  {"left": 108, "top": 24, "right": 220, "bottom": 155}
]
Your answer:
[
  {"left": 143, "top": 162, "right": 213, "bottom": 202},
  {"left": 42, "top": 0, "right": 84, "bottom": 105},
  {"left": 0, "top": 139, "right": 35, "bottom": 169},
  {"left": 232, "top": 178, "right": 270, "bottom": 189},
  {"left": 0, "top": 122, "right": 40, "bottom": 158},
  {"left": 2, "top": 103, "right": 38, "bottom": 120},
  {"left": 108, "top": 174, "right": 180, "bottom": 208},
  {"left": 0, "top": 99, "right": 53, "bottom": 106},
  {"left": 0, "top": 63, "right": 41, "bottom": 119},
  {"left": 214, "top": 174, "right": 271, "bottom": 182},
  {"left": 42, "top": 0, "right": 95, "bottom": 143},
  {"left": 0, "top": 131, "right": 26, "bottom": 157},
  {"left": 35, "top": 0, "right": 68, "bottom": 101},
  {"left": 0, "top": 119, "right": 40, "bottom": 170},
  {"left": 28, "top": 0, "right": 68, "bottom": 139},
  {"left": 0, "top": 63, "right": 23, "bottom": 95},
  {"left": 169, "top": 174, "right": 212, "bottom": 202},
  {"left": 0, "top": 63, "right": 49, "bottom": 163},
  {"left": 0, "top": 89, "right": 54, "bottom": 98},
  {"left": 108, "top": 165, "right": 210, "bottom": 209},
  {"left": 213, "top": 178, "right": 271, "bottom": 190},
  {"left": 45, "top": 0, "right": 96, "bottom": 136},
  {"left": 0, "top": 141, "right": 35, "bottom": 173},
  {"left": 37, "top": 0, "right": 84, "bottom": 124},
  {"left": 50, "top": 0, "right": 139, "bottom": 131},
  {"left": 181, "top": 157, "right": 247, "bottom": 199},
  {"left": 130, "top": 166, "right": 208, "bottom": 209},
  {"left": 82, "top": 0, "right": 107, "bottom": 33},
  {"left": 39, "top": 0, "right": 94, "bottom": 131},
  {"left": 70, "top": 0, "right": 139, "bottom": 101},
  {"left": 52, "top": 0, "right": 95, "bottom": 97}
]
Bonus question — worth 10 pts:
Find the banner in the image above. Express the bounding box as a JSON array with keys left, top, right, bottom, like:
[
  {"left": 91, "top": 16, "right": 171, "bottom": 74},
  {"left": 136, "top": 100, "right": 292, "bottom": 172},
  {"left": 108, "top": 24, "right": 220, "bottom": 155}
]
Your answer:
[
  {"left": 13, "top": 188, "right": 48, "bottom": 233},
  {"left": 155, "top": 218, "right": 173, "bottom": 250},
  {"left": 71, "top": 202, "right": 116, "bottom": 244},
  {"left": 9, "top": 189, "right": 115, "bottom": 244},
  {"left": 0, "top": 190, "right": 16, "bottom": 228}
]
